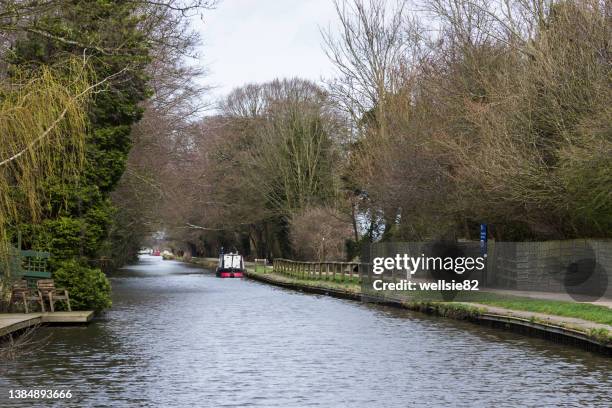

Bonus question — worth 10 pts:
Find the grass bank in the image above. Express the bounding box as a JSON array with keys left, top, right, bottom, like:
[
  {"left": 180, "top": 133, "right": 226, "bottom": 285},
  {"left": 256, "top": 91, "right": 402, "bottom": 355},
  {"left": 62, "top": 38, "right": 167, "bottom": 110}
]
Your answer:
[
  {"left": 248, "top": 266, "right": 612, "bottom": 325},
  {"left": 468, "top": 295, "right": 612, "bottom": 326}
]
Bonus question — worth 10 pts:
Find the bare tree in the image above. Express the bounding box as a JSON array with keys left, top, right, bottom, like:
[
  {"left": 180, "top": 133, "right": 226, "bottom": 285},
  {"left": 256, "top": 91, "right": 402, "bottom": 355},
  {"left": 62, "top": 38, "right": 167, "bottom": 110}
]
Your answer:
[
  {"left": 289, "top": 206, "right": 354, "bottom": 261},
  {"left": 322, "top": 0, "right": 415, "bottom": 136}
]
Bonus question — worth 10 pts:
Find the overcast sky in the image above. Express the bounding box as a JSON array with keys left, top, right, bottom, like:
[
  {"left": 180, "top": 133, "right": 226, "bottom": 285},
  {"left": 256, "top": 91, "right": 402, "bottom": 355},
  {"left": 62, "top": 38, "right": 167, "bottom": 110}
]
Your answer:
[{"left": 193, "top": 0, "right": 339, "bottom": 106}]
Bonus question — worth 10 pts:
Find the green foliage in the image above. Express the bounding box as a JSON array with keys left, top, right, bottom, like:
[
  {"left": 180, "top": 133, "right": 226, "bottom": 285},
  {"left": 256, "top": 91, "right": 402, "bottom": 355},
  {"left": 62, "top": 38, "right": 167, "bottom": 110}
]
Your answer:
[
  {"left": 38, "top": 218, "right": 84, "bottom": 262},
  {"left": 53, "top": 260, "right": 112, "bottom": 312},
  {"left": 345, "top": 239, "right": 361, "bottom": 261},
  {"left": 587, "top": 328, "right": 612, "bottom": 345},
  {"left": 0, "top": 60, "right": 91, "bottom": 261},
  {"left": 19, "top": 198, "right": 115, "bottom": 268},
  {"left": 9, "top": 0, "right": 151, "bottom": 277}
]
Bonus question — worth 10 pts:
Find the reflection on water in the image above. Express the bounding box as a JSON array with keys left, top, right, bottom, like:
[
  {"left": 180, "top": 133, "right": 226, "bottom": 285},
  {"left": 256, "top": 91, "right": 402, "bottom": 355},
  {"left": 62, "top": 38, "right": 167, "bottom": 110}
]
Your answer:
[{"left": 1, "top": 256, "right": 610, "bottom": 407}]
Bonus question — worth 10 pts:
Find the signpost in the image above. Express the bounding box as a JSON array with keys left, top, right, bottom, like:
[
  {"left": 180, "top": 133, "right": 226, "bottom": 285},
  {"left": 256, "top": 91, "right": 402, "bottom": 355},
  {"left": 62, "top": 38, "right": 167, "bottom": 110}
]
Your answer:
[
  {"left": 480, "top": 223, "right": 488, "bottom": 286},
  {"left": 480, "top": 224, "right": 488, "bottom": 258}
]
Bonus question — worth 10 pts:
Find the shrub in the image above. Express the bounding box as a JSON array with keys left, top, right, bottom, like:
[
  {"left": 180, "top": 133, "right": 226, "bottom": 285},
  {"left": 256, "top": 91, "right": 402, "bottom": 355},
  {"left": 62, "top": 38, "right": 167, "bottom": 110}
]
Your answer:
[
  {"left": 289, "top": 206, "right": 353, "bottom": 261},
  {"left": 53, "top": 260, "right": 112, "bottom": 312}
]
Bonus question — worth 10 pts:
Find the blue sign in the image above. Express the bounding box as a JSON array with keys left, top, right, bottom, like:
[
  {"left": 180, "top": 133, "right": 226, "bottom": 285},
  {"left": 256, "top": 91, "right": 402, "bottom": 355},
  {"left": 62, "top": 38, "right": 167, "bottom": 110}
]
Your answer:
[{"left": 480, "top": 224, "right": 488, "bottom": 257}]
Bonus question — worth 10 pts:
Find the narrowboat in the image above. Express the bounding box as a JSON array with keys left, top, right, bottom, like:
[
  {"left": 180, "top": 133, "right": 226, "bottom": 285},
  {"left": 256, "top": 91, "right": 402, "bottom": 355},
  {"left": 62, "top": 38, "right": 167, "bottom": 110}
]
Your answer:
[{"left": 216, "top": 252, "right": 245, "bottom": 278}]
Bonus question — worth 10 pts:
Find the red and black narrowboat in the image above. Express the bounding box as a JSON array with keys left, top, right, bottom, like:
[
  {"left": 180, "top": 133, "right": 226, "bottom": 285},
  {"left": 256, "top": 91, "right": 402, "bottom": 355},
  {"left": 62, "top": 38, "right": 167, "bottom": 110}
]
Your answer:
[{"left": 216, "top": 252, "right": 245, "bottom": 278}]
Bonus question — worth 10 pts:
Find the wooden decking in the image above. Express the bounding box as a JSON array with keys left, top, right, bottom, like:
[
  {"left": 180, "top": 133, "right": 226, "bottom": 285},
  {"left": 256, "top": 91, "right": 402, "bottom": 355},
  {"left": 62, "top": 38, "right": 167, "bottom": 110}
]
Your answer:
[{"left": 0, "top": 311, "right": 94, "bottom": 337}]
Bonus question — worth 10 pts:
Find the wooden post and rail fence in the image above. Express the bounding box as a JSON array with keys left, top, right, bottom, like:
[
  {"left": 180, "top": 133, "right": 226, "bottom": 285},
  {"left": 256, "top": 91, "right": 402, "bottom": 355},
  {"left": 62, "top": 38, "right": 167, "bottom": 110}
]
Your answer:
[{"left": 272, "top": 258, "right": 363, "bottom": 282}]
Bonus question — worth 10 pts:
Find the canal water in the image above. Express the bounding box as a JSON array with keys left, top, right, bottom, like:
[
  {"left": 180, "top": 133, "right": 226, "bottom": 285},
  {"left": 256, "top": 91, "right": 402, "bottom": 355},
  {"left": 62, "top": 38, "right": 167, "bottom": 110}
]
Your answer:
[{"left": 1, "top": 256, "right": 610, "bottom": 407}]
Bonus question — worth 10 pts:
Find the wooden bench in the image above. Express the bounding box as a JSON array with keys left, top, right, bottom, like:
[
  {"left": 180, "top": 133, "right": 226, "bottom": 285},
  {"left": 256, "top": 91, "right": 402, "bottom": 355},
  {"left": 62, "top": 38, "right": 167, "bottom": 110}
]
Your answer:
[
  {"left": 10, "top": 279, "right": 45, "bottom": 313},
  {"left": 37, "top": 279, "right": 71, "bottom": 312}
]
